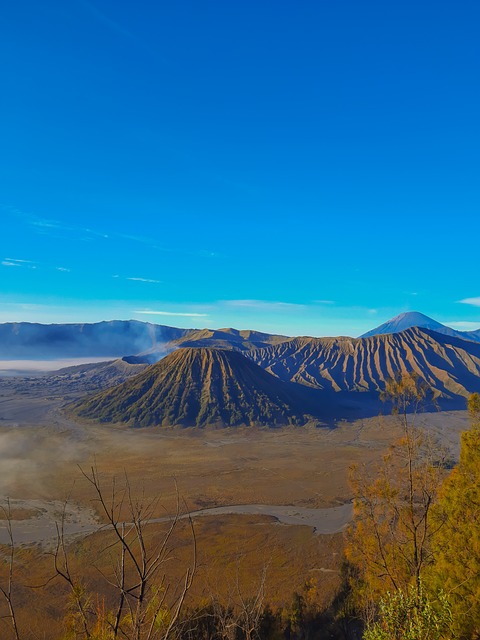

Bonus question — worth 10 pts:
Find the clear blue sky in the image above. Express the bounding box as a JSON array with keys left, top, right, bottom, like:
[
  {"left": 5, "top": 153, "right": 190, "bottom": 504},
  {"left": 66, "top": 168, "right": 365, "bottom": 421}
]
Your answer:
[{"left": 1, "top": 0, "right": 479, "bottom": 336}]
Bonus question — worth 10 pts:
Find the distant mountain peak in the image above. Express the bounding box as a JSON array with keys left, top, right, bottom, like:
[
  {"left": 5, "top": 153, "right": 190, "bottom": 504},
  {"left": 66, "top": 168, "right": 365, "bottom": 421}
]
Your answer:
[
  {"left": 393, "top": 311, "right": 437, "bottom": 322},
  {"left": 360, "top": 311, "right": 447, "bottom": 338}
]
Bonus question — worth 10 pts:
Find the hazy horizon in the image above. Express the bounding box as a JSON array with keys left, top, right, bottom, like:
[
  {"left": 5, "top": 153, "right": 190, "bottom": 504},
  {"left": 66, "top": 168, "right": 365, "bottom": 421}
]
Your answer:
[{"left": 0, "top": 309, "right": 479, "bottom": 343}]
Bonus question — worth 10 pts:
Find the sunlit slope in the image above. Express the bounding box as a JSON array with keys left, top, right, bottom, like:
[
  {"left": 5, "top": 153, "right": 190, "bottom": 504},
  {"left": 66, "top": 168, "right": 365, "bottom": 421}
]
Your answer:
[
  {"left": 74, "top": 347, "right": 315, "bottom": 427},
  {"left": 245, "top": 327, "right": 480, "bottom": 400},
  {"left": 140, "top": 327, "right": 289, "bottom": 358}
]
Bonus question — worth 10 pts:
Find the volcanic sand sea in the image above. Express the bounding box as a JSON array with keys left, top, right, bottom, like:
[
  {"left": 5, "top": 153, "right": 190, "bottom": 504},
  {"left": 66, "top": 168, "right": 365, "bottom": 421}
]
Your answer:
[
  {"left": 0, "top": 362, "right": 470, "bottom": 636},
  {"left": 0, "top": 362, "right": 469, "bottom": 538}
]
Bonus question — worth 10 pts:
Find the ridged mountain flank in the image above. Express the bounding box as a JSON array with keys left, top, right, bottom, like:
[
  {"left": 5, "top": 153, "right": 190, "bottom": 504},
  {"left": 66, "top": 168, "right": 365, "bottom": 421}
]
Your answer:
[
  {"left": 73, "top": 347, "right": 314, "bottom": 427},
  {"left": 245, "top": 327, "right": 480, "bottom": 403}
]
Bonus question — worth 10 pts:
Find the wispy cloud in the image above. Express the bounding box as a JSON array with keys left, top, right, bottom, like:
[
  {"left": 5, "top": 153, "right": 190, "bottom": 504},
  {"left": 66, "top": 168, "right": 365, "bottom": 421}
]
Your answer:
[
  {"left": 224, "top": 299, "right": 305, "bottom": 311},
  {"left": 115, "top": 233, "right": 166, "bottom": 251},
  {"left": 134, "top": 310, "right": 208, "bottom": 317},
  {"left": 5, "top": 258, "right": 37, "bottom": 264},
  {"left": 2, "top": 255, "right": 72, "bottom": 274},
  {"left": 458, "top": 297, "right": 480, "bottom": 307},
  {"left": 35, "top": 219, "right": 214, "bottom": 259},
  {"left": 126, "top": 277, "right": 161, "bottom": 284},
  {"left": 2, "top": 302, "right": 44, "bottom": 310},
  {"left": 112, "top": 275, "right": 162, "bottom": 284},
  {"left": 11, "top": 209, "right": 110, "bottom": 241},
  {"left": 313, "top": 299, "right": 336, "bottom": 305},
  {"left": 37, "top": 220, "right": 108, "bottom": 239},
  {"left": 2, "top": 258, "right": 37, "bottom": 269},
  {"left": 446, "top": 321, "right": 480, "bottom": 330},
  {"left": 7, "top": 206, "right": 217, "bottom": 260}
]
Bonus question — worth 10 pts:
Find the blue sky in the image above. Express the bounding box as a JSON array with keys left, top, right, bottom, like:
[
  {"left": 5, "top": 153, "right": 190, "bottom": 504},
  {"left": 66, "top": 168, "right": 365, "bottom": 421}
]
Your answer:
[{"left": 1, "top": 0, "right": 479, "bottom": 336}]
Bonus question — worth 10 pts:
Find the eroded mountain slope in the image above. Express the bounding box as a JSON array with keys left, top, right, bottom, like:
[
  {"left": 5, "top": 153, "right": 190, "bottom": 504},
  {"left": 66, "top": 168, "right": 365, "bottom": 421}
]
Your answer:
[{"left": 245, "top": 327, "right": 480, "bottom": 400}]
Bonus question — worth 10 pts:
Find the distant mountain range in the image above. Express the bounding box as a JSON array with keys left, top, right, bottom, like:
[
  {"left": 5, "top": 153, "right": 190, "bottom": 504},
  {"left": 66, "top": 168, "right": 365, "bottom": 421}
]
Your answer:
[
  {"left": 0, "top": 321, "right": 287, "bottom": 359},
  {"left": 0, "top": 320, "right": 191, "bottom": 359},
  {"left": 1, "top": 312, "right": 478, "bottom": 361},
  {"left": 3, "top": 312, "right": 480, "bottom": 426}
]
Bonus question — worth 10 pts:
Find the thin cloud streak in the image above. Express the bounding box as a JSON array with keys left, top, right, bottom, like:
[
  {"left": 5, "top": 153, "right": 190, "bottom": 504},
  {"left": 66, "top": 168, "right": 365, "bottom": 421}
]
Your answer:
[
  {"left": 447, "top": 321, "right": 480, "bottom": 330},
  {"left": 9, "top": 207, "right": 216, "bottom": 260},
  {"left": 2, "top": 259, "right": 37, "bottom": 269},
  {"left": 13, "top": 209, "right": 110, "bottom": 240},
  {"left": 224, "top": 299, "right": 306, "bottom": 311},
  {"left": 458, "top": 297, "right": 480, "bottom": 307},
  {"left": 127, "top": 277, "right": 162, "bottom": 284},
  {"left": 2, "top": 254, "right": 71, "bottom": 273},
  {"left": 5, "top": 258, "right": 37, "bottom": 264},
  {"left": 134, "top": 310, "right": 208, "bottom": 317}
]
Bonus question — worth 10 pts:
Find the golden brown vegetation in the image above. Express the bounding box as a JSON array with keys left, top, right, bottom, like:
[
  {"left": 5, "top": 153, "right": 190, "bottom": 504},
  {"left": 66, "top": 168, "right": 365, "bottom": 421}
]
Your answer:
[{"left": 345, "top": 380, "right": 480, "bottom": 639}]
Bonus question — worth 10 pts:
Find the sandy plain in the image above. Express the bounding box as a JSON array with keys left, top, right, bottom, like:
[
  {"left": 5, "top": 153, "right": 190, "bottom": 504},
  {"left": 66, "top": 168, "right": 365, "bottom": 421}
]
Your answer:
[{"left": 0, "top": 362, "right": 469, "bottom": 545}]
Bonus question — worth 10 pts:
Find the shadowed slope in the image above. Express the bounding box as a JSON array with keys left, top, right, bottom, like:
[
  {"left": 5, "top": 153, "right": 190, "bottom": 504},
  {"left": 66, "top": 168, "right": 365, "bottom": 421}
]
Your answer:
[
  {"left": 245, "top": 327, "right": 480, "bottom": 403},
  {"left": 74, "top": 347, "right": 315, "bottom": 427},
  {"left": 49, "top": 357, "right": 150, "bottom": 392}
]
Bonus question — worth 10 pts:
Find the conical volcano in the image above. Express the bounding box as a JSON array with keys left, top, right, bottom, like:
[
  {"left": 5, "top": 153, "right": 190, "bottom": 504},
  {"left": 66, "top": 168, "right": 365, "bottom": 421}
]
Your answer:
[
  {"left": 74, "top": 347, "right": 314, "bottom": 427},
  {"left": 360, "top": 311, "right": 450, "bottom": 338}
]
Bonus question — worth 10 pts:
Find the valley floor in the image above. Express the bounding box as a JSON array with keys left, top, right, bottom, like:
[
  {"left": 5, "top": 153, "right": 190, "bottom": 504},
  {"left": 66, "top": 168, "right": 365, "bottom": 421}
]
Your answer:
[{"left": 0, "top": 372, "right": 470, "bottom": 638}]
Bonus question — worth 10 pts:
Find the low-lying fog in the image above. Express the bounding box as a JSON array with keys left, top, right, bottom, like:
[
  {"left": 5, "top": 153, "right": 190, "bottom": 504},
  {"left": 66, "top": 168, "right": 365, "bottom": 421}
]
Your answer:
[{"left": 0, "top": 358, "right": 114, "bottom": 377}]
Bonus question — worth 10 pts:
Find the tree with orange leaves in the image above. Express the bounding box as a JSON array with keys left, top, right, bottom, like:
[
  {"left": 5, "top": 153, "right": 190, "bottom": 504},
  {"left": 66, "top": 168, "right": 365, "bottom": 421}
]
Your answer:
[
  {"left": 345, "top": 373, "right": 446, "bottom": 620},
  {"left": 428, "top": 393, "right": 480, "bottom": 638}
]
